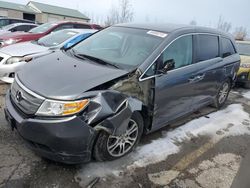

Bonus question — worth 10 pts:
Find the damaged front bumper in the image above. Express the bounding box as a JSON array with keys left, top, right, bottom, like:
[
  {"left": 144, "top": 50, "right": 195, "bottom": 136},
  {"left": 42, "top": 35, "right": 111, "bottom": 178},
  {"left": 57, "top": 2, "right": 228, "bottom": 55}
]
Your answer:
[
  {"left": 5, "top": 89, "right": 143, "bottom": 164},
  {"left": 5, "top": 90, "right": 97, "bottom": 164}
]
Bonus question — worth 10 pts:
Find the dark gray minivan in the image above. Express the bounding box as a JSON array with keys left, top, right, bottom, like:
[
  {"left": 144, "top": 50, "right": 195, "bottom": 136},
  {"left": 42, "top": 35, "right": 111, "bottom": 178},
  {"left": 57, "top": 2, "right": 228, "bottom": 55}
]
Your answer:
[{"left": 5, "top": 23, "right": 240, "bottom": 164}]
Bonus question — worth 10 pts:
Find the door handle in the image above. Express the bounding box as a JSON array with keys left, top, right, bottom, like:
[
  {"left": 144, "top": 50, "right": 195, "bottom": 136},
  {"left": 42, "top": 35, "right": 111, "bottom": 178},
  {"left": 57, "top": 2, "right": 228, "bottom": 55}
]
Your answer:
[{"left": 188, "top": 74, "right": 205, "bottom": 83}]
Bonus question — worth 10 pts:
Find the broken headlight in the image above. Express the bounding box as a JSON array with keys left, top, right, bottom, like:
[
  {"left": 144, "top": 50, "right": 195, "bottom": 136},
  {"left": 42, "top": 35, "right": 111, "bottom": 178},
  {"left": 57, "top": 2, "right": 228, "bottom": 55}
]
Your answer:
[{"left": 36, "top": 99, "right": 89, "bottom": 116}]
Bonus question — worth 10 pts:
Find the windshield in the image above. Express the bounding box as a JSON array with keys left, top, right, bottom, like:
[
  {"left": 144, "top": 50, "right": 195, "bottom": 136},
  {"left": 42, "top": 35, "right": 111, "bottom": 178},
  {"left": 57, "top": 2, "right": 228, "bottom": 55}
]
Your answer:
[
  {"left": 1, "top": 24, "right": 16, "bottom": 30},
  {"left": 237, "top": 43, "right": 250, "bottom": 56},
  {"left": 72, "top": 26, "right": 165, "bottom": 70},
  {"left": 29, "top": 22, "right": 57, "bottom": 34},
  {"left": 37, "top": 30, "right": 78, "bottom": 47},
  {"left": 0, "top": 19, "right": 9, "bottom": 28}
]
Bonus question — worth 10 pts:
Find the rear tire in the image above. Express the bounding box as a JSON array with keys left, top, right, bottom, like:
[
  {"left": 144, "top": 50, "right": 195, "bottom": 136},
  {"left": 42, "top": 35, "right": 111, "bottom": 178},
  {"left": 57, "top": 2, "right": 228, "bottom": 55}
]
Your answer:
[
  {"left": 93, "top": 112, "right": 144, "bottom": 161},
  {"left": 212, "top": 79, "right": 231, "bottom": 109}
]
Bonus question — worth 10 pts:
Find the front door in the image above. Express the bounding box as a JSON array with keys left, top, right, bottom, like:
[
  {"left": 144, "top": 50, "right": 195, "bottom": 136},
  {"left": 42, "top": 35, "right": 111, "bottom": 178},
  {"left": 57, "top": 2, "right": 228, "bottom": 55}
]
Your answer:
[{"left": 152, "top": 35, "right": 198, "bottom": 130}]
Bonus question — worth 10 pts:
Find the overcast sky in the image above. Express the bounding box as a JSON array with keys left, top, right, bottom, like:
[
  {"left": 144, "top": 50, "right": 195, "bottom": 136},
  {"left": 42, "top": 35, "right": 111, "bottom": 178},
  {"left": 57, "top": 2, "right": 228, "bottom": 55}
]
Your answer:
[{"left": 5, "top": 0, "right": 250, "bottom": 32}]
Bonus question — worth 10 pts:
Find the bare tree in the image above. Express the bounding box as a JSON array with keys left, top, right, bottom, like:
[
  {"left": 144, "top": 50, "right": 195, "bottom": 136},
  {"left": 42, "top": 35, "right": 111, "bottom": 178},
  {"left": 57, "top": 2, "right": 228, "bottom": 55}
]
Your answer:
[
  {"left": 189, "top": 20, "right": 197, "bottom": 26},
  {"left": 119, "top": 0, "right": 134, "bottom": 23},
  {"left": 217, "top": 16, "right": 232, "bottom": 32},
  {"left": 105, "top": 6, "right": 120, "bottom": 26},
  {"left": 234, "top": 26, "right": 248, "bottom": 40},
  {"left": 105, "top": 0, "right": 134, "bottom": 26},
  {"left": 83, "top": 12, "right": 105, "bottom": 25}
]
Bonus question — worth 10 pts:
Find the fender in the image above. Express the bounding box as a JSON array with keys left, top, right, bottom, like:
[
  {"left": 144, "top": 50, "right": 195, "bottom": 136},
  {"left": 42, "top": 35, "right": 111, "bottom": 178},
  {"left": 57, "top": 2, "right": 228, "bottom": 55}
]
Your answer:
[{"left": 84, "top": 90, "right": 142, "bottom": 135}]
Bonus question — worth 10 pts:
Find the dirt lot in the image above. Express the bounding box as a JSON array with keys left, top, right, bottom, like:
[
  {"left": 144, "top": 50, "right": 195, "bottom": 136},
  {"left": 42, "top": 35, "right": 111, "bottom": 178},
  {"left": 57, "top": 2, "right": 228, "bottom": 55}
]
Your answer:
[{"left": 1, "top": 83, "right": 250, "bottom": 188}]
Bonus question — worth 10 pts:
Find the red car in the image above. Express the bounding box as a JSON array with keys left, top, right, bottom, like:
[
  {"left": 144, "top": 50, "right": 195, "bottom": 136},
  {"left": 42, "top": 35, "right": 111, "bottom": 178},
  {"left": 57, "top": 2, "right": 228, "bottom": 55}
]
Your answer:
[{"left": 0, "top": 21, "right": 101, "bottom": 47}]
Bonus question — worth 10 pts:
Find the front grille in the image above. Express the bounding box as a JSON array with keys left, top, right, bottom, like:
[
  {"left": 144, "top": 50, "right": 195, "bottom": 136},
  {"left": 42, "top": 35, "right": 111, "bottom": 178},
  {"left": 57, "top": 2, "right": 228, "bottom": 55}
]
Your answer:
[{"left": 10, "top": 79, "right": 44, "bottom": 115}]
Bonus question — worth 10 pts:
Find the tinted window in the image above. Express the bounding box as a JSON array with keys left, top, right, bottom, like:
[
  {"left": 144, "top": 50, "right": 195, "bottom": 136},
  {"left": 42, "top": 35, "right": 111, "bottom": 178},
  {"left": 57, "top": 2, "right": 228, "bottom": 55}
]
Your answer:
[
  {"left": 28, "top": 25, "right": 37, "bottom": 31},
  {"left": 163, "top": 35, "right": 193, "bottom": 69},
  {"left": 10, "top": 20, "right": 19, "bottom": 24},
  {"left": 0, "top": 19, "right": 9, "bottom": 28},
  {"left": 143, "top": 35, "right": 193, "bottom": 77},
  {"left": 12, "top": 25, "right": 26, "bottom": 32},
  {"left": 196, "top": 35, "right": 219, "bottom": 62},
  {"left": 74, "top": 24, "right": 91, "bottom": 29},
  {"left": 222, "top": 37, "right": 236, "bottom": 58}
]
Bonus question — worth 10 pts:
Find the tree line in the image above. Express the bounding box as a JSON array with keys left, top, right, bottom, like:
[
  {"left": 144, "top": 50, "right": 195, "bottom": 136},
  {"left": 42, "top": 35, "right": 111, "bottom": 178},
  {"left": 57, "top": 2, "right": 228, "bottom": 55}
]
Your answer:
[
  {"left": 190, "top": 16, "right": 248, "bottom": 40},
  {"left": 85, "top": 0, "right": 248, "bottom": 40}
]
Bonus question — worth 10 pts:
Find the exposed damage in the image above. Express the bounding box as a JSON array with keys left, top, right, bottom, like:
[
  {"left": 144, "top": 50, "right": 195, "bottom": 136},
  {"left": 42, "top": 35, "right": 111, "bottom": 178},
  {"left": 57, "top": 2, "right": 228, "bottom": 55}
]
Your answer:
[{"left": 84, "top": 70, "right": 155, "bottom": 136}]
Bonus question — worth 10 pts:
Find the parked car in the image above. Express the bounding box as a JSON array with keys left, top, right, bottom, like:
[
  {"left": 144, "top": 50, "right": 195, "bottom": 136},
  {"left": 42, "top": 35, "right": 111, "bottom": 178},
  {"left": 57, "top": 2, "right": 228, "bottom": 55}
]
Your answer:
[
  {"left": 0, "top": 18, "right": 35, "bottom": 28},
  {"left": 0, "top": 23, "right": 38, "bottom": 35},
  {"left": 236, "top": 40, "right": 250, "bottom": 88},
  {"left": 0, "top": 29, "right": 97, "bottom": 83},
  {"left": 4, "top": 23, "right": 240, "bottom": 164},
  {"left": 0, "top": 21, "right": 101, "bottom": 47}
]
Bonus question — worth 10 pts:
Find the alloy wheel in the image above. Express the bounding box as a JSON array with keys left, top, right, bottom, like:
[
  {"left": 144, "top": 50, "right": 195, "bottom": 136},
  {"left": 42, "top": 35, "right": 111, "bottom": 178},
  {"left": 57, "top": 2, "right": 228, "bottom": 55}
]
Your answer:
[
  {"left": 107, "top": 119, "right": 139, "bottom": 157},
  {"left": 218, "top": 82, "right": 230, "bottom": 104}
]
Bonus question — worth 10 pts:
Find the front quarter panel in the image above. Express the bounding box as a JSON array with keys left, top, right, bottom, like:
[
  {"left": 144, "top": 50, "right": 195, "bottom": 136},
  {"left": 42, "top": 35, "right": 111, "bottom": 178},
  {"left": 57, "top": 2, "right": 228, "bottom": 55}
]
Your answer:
[{"left": 83, "top": 90, "right": 142, "bottom": 136}]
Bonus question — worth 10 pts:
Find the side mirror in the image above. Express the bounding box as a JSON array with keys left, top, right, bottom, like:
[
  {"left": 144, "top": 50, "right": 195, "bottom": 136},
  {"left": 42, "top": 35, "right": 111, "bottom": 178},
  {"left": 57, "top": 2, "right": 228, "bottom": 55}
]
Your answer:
[{"left": 161, "top": 59, "right": 175, "bottom": 73}]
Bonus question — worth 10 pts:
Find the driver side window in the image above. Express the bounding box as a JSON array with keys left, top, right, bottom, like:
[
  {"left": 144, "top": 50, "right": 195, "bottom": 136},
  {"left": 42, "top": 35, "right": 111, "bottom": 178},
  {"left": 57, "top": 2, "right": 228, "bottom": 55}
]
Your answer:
[
  {"left": 143, "top": 35, "right": 193, "bottom": 78},
  {"left": 162, "top": 35, "right": 193, "bottom": 70}
]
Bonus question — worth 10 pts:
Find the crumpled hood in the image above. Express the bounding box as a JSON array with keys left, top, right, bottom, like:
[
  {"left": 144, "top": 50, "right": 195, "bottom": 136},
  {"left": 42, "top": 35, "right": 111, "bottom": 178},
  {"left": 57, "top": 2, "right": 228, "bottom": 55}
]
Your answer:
[
  {"left": 17, "top": 51, "right": 129, "bottom": 100},
  {"left": 0, "top": 42, "right": 49, "bottom": 56}
]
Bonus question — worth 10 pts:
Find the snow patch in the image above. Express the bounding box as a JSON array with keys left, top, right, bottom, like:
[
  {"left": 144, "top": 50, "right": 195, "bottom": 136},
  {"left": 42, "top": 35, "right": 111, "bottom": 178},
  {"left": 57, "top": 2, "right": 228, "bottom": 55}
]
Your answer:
[
  {"left": 242, "top": 91, "right": 250, "bottom": 99},
  {"left": 76, "top": 104, "right": 250, "bottom": 183}
]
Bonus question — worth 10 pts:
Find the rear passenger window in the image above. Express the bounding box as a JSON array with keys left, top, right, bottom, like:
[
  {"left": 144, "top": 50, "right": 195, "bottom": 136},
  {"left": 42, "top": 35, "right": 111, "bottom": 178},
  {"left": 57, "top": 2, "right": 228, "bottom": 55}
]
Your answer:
[
  {"left": 13, "top": 25, "right": 26, "bottom": 32},
  {"left": 196, "top": 35, "right": 219, "bottom": 62},
  {"left": 221, "top": 37, "right": 236, "bottom": 58}
]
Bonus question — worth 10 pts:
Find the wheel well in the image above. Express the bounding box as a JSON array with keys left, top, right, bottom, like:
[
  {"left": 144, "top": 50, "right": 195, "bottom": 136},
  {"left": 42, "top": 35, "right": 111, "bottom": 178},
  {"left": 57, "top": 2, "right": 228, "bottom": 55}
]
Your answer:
[
  {"left": 137, "top": 106, "right": 153, "bottom": 133},
  {"left": 227, "top": 76, "right": 233, "bottom": 87}
]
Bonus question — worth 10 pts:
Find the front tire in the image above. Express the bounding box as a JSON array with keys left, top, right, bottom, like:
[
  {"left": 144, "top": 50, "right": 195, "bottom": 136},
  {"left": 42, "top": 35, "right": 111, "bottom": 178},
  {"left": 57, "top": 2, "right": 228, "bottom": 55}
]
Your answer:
[
  {"left": 212, "top": 79, "right": 231, "bottom": 109},
  {"left": 93, "top": 112, "right": 144, "bottom": 161}
]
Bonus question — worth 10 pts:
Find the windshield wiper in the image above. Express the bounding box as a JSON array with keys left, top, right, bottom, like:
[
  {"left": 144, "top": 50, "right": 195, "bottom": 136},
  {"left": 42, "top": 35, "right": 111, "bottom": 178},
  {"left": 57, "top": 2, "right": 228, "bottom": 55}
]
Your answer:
[{"left": 75, "top": 53, "right": 120, "bottom": 69}]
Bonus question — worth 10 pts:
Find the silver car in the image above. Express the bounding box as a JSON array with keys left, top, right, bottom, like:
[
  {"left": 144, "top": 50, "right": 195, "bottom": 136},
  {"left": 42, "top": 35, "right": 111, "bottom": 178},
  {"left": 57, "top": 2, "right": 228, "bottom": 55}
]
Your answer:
[
  {"left": 0, "top": 23, "right": 38, "bottom": 36},
  {"left": 0, "top": 29, "right": 97, "bottom": 83}
]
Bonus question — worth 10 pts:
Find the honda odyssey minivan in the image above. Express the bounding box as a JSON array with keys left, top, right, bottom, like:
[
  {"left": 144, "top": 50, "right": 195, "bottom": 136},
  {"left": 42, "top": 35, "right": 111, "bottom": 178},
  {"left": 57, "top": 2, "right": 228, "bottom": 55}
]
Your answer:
[{"left": 5, "top": 23, "right": 240, "bottom": 164}]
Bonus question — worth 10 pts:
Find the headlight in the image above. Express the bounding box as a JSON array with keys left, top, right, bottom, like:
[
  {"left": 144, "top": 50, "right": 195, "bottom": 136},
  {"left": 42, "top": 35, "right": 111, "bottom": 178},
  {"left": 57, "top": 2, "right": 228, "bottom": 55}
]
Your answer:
[
  {"left": 2, "top": 38, "right": 21, "bottom": 46},
  {"left": 240, "top": 63, "right": 250, "bottom": 68},
  {"left": 36, "top": 99, "right": 89, "bottom": 116},
  {"left": 5, "top": 56, "right": 33, "bottom": 64}
]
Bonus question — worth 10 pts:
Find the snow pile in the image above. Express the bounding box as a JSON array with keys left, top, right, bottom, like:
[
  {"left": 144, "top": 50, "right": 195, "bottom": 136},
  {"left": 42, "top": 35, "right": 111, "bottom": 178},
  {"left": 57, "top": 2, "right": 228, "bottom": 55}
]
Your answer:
[
  {"left": 130, "top": 104, "right": 249, "bottom": 167},
  {"left": 76, "top": 104, "right": 250, "bottom": 182},
  {"left": 243, "top": 91, "right": 250, "bottom": 99}
]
